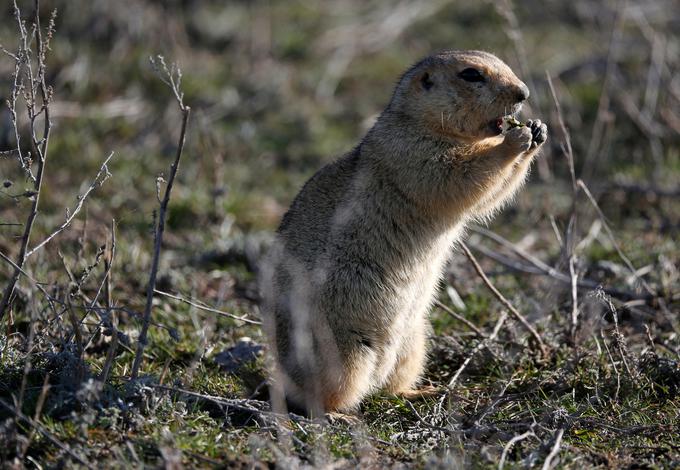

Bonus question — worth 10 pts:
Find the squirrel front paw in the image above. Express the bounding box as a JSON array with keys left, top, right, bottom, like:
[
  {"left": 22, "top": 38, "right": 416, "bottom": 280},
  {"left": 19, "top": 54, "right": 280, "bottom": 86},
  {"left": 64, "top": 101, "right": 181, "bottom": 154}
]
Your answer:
[
  {"left": 526, "top": 119, "right": 548, "bottom": 149},
  {"left": 503, "top": 126, "right": 532, "bottom": 154}
]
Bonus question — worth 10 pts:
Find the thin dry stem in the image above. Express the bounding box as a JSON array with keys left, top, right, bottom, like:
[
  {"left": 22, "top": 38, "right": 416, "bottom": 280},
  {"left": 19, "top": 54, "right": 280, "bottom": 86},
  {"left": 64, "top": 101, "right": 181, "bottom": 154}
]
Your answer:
[
  {"left": 569, "top": 256, "right": 579, "bottom": 340},
  {"left": 18, "top": 374, "right": 50, "bottom": 460},
  {"left": 448, "top": 310, "right": 508, "bottom": 389},
  {"left": 499, "top": 429, "right": 536, "bottom": 470},
  {"left": 495, "top": 0, "right": 551, "bottom": 181},
  {"left": 541, "top": 428, "right": 565, "bottom": 470},
  {"left": 601, "top": 328, "right": 621, "bottom": 401},
  {"left": 577, "top": 179, "right": 655, "bottom": 296},
  {"left": 0, "top": 396, "right": 92, "bottom": 468},
  {"left": 154, "top": 289, "right": 261, "bottom": 325},
  {"left": 459, "top": 241, "right": 547, "bottom": 354},
  {"left": 433, "top": 299, "right": 486, "bottom": 338},
  {"left": 469, "top": 228, "right": 651, "bottom": 302},
  {"left": 546, "top": 72, "right": 582, "bottom": 342},
  {"left": 25, "top": 152, "right": 113, "bottom": 258},
  {"left": 130, "top": 61, "right": 190, "bottom": 380}
]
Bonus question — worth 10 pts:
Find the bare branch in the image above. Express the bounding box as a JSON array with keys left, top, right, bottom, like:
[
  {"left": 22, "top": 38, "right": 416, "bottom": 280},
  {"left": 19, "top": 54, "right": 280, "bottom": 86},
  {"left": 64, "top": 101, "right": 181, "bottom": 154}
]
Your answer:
[
  {"left": 546, "top": 72, "right": 581, "bottom": 342},
  {"left": 130, "top": 60, "right": 191, "bottom": 380},
  {"left": 98, "top": 220, "right": 118, "bottom": 384},
  {"left": 468, "top": 228, "right": 653, "bottom": 302},
  {"left": 569, "top": 256, "right": 579, "bottom": 340},
  {"left": 0, "top": 0, "right": 53, "bottom": 321},
  {"left": 25, "top": 152, "right": 114, "bottom": 258}
]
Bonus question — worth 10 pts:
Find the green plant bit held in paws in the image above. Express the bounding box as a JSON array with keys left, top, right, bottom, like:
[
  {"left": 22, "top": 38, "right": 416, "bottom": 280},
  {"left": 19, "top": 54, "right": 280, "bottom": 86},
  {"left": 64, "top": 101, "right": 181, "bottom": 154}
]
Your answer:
[{"left": 505, "top": 116, "right": 525, "bottom": 128}]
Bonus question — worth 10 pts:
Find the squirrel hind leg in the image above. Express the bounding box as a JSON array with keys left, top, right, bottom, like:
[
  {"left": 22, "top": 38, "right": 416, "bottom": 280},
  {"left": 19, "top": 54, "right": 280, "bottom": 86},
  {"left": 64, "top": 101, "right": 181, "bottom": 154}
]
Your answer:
[
  {"left": 282, "top": 345, "right": 378, "bottom": 415},
  {"left": 383, "top": 318, "right": 429, "bottom": 396},
  {"left": 322, "top": 347, "right": 378, "bottom": 412}
]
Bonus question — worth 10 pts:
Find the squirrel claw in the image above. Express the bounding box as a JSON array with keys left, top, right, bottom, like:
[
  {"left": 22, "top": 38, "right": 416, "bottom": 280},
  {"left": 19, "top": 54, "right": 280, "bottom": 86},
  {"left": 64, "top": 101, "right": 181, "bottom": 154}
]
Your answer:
[{"left": 529, "top": 119, "right": 547, "bottom": 148}]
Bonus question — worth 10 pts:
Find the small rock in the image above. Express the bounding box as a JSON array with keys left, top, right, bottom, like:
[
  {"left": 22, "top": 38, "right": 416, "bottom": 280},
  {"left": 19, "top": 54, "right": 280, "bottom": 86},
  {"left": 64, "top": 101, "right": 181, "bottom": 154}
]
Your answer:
[{"left": 214, "top": 337, "right": 264, "bottom": 373}]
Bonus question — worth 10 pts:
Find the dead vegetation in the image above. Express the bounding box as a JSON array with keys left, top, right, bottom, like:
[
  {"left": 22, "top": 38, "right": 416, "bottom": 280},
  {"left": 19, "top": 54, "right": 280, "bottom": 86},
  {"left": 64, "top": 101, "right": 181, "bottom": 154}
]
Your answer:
[{"left": 0, "top": 0, "right": 678, "bottom": 468}]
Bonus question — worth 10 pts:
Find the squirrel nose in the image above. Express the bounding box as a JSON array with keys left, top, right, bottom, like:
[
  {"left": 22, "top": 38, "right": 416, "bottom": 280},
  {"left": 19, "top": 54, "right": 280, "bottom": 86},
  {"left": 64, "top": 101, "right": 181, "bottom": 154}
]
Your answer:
[{"left": 516, "top": 83, "right": 530, "bottom": 102}]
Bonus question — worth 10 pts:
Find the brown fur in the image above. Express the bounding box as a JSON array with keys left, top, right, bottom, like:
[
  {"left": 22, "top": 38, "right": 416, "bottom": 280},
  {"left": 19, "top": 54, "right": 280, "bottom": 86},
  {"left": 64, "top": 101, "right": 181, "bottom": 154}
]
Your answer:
[{"left": 259, "top": 50, "right": 547, "bottom": 415}]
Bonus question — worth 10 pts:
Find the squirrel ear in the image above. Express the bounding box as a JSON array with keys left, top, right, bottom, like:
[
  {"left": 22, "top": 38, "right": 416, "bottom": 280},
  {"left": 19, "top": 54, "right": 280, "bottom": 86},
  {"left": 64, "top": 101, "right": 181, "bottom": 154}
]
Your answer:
[{"left": 420, "top": 72, "right": 434, "bottom": 90}]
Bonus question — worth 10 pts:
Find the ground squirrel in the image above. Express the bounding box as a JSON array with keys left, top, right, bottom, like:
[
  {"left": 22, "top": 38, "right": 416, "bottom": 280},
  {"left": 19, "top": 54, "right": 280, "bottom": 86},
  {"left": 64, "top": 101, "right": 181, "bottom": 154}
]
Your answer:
[{"left": 260, "top": 50, "right": 548, "bottom": 415}]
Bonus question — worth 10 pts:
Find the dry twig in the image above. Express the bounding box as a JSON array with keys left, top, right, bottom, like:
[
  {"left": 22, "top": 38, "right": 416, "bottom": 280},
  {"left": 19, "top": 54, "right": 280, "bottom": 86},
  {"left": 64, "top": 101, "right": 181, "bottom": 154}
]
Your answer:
[
  {"left": 468, "top": 230, "right": 652, "bottom": 302},
  {"left": 98, "top": 220, "right": 118, "bottom": 383},
  {"left": 130, "top": 57, "right": 191, "bottom": 380},
  {"left": 546, "top": 73, "right": 580, "bottom": 342},
  {"left": 541, "top": 428, "right": 565, "bottom": 470},
  {"left": 499, "top": 429, "right": 536, "bottom": 470},
  {"left": 0, "top": 397, "right": 93, "bottom": 468},
  {"left": 577, "top": 179, "right": 655, "bottom": 296},
  {"left": 494, "top": 0, "right": 550, "bottom": 181},
  {"left": 24, "top": 152, "right": 113, "bottom": 258},
  {"left": 154, "top": 289, "right": 261, "bottom": 325},
  {"left": 448, "top": 311, "right": 508, "bottom": 389},
  {"left": 18, "top": 374, "right": 50, "bottom": 461},
  {"left": 433, "top": 299, "right": 485, "bottom": 338},
  {"left": 459, "top": 241, "right": 547, "bottom": 354}
]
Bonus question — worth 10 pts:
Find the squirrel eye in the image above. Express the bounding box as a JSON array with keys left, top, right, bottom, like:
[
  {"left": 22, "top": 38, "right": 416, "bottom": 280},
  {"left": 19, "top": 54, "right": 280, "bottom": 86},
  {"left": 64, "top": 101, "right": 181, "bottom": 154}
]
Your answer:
[{"left": 458, "top": 68, "right": 485, "bottom": 83}]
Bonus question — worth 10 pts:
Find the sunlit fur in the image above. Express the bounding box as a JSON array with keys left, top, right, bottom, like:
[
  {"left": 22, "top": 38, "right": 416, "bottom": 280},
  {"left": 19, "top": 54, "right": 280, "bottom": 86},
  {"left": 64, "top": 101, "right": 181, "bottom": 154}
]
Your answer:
[{"left": 260, "top": 50, "right": 546, "bottom": 415}]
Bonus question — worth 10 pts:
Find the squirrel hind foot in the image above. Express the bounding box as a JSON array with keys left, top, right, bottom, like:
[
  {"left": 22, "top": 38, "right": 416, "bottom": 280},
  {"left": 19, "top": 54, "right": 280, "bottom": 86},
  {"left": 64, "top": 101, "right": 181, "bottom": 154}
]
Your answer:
[{"left": 394, "top": 385, "right": 441, "bottom": 400}]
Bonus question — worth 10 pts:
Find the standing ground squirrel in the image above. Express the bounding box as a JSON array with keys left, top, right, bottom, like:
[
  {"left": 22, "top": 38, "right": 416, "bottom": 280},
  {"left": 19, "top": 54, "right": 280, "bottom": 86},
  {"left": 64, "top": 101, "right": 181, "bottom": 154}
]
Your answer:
[{"left": 260, "top": 50, "right": 548, "bottom": 415}]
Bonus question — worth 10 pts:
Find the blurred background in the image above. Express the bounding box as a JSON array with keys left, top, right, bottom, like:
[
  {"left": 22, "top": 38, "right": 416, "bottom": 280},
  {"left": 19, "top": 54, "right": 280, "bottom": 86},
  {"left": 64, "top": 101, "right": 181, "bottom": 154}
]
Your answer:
[
  {"left": 0, "top": 0, "right": 678, "bottom": 466},
  {"left": 2, "top": 0, "right": 678, "bottom": 242}
]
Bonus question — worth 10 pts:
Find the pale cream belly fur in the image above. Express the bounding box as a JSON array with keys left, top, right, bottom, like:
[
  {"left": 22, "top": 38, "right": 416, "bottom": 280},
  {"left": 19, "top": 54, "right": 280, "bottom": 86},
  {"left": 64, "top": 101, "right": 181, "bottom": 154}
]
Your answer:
[{"left": 370, "top": 224, "right": 463, "bottom": 390}]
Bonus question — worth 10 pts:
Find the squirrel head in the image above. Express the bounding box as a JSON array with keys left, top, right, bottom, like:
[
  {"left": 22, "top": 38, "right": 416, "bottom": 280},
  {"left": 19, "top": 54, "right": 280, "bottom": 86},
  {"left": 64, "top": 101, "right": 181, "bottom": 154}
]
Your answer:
[{"left": 388, "top": 50, "right": 530, "bottom": 142}]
